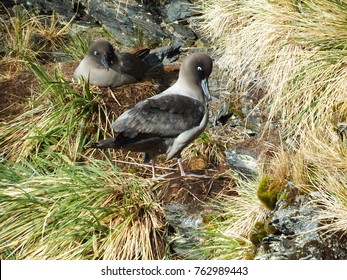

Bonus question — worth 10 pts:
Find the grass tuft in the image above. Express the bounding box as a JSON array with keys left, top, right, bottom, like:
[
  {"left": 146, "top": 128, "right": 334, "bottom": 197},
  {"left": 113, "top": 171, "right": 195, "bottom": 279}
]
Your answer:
[
  {"left": 0, "top": 5, "right": 70, "bottom": 78},
  {"left": 186, "top": 172, "right": 267, "bottom": 259},
  {"left": 0, "top": 62, "right": 110, "bottom": 162},
  {"left": 0, "top": 156, "right": 166, "bottom": 260},
  {"left": 199, "top": 0, "right": 347, "bottom": 254}
]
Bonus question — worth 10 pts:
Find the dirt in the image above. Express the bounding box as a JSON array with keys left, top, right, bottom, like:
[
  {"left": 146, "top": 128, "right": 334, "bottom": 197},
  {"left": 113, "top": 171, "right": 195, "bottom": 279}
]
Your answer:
[{"left": 0, "top": 70, "right": 37, "bottom": 121}]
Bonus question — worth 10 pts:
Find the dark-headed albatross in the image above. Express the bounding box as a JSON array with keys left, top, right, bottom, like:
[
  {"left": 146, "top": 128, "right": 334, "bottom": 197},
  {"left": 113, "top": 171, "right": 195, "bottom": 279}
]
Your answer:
[
  {"left": 73, "top": 39, "right": 146, "bottom": 87},
  {"left": 92, "top": 52, "right": 213, "bottom": 177}
]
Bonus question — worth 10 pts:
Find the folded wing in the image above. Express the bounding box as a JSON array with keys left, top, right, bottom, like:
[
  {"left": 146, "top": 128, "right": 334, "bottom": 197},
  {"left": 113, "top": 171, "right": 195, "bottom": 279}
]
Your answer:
[{"left": 112, "top": 94, "right": 205, "bottom": 138}]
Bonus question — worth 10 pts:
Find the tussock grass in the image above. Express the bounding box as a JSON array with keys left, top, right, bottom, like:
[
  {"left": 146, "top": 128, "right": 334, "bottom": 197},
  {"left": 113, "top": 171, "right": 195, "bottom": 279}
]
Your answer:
[
  {"left": 59, "top": 32, "right": 94, "bottom": 61},
  {"left": 0, "top": 4, "right": 179, "bottom": 261},
  {"left": 187, "top": 173, "right": 267, "bottom": 259},
  {"left": 182, "top": 130, "right": 228, "bottom": 169},
  {"left": 298, "top": 127, "right": 347, "bottom": 235},
  {"left": 200, "top": 0, "right": 347, "bottom": 137},
  {"left": 0, "top": 5, "right": 70, "bottom": 79},
  {"left": 0, "top": 156, "right": 166, "bottom": 260},
  {"left": 199, "top": 0, "right": 347, "bottom": 254},
  {"left": 0, "top": 63, "right": 111, "bottom": 162}
]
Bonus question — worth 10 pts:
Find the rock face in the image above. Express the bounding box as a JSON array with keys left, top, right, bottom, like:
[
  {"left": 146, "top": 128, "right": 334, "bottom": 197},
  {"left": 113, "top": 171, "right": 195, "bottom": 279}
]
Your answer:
[
  {"left": 165, "top": 203, "right": 204, "bottom": 258},
  {"left": 4, "top": 0, "right": 200, "bottom": 47},
  {"left": 225, "top": 149, "right": 259, "bottom": 178},
  {"left": 256, "top": 185, "right": 347, "bottom": 260}
]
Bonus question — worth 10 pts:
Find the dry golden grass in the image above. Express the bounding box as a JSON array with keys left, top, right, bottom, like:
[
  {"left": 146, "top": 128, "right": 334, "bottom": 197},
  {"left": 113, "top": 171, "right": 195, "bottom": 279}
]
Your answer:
[
  {"left": 199, "top": 0, "right": 347, "bottom": 244},
  {"left": 297, "top": 126, "right": 347, "bottom": 234},
  {"left": 200, "top": 0, "right": 347, "bottom": 137},
  {"left": 0, "top": 6, "right": 70, "bottom": 79},
  {"left": 187, "top": 172, "right": 267, "bottom": 259},
  {"left": 2, "top": 0, "right": 347, "bottom": 260},
  {"left": 0, "top": 157, "right": 166, "bottom": 260}
]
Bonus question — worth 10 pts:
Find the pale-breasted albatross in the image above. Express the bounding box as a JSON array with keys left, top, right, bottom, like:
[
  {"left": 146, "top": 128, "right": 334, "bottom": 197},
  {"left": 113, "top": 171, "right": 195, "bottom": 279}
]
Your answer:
[
  {"left": 92, "top": 52, "right": 213, "bottom": 177},
  {"left": 73, "top": 39, "right": 146, "bottom": 87}
]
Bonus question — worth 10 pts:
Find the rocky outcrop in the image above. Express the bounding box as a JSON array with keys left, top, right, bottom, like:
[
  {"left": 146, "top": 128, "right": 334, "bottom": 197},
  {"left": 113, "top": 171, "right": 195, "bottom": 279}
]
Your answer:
[
  {"left": 255, "top": 185, "right": 347, "bottom": 260},
  {"left": 4, "top": 0, "right": 200, "bottom": 47}
]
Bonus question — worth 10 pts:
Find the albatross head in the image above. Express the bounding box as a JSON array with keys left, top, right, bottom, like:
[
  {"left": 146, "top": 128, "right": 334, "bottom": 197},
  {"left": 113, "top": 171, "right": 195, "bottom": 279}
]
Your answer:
[
  {"left": 178, "top": 53, "right": 213, "bottom": 102},
  {"left": 88, "top": 39, "right": 118, "bottom": 71}
]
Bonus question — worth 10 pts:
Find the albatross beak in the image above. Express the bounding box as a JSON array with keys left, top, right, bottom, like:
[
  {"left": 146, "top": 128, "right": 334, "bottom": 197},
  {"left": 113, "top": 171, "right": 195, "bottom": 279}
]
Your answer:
[
  {"left": 201, "top": 78, "right": 211, "bottom": 102},
  {"left": 101, "top": 55, "right": 111, "bottom": 70}
]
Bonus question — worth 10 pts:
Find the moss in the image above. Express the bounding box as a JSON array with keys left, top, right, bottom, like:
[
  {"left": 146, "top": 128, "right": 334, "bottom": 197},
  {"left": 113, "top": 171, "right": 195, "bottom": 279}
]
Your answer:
[
  {"left": 264, "top": 220, "right": 277, "bottom": 235},
  {"left": 202, "top": 213, "right": 226, "bottom": 227},
  {"left": 249, "top": 222, "right": 267, "bottom": 246},
  {"left": 249, "top": 219, "right": 277, "bottom": 246},
  {"left": 257, "top": 177, "right": 284, "bottom": 210},
  {"left": 229, "top": 108, "right": 245, "bottom": 120},
  {"left": 196, "top": 132, "right": 210, "bottom": 144},
  {"left": 202, "top": 213, "right": 214, "bottom": 224}
]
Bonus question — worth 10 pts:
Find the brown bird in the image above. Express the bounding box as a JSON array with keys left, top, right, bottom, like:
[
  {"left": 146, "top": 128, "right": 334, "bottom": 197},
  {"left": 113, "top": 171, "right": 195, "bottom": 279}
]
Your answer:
[
  {"left": 92, "top": 53, "right": 213, "bottom": 177},
  {"left": 73, "top": 39, "right": 146, "bottom": 87}
]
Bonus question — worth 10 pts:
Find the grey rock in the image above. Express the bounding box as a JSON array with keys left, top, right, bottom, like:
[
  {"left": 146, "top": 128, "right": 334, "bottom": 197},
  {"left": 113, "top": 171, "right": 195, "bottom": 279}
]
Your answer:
[
  {"left": 87, "top": 0, "right": 200, "bottom": 47},
  {"left": 256, "top": 186, "right": 347, "bottom": 260},
  {"left": 164, "top": 0, "right": 198, "bottom": 23},
  {"left": 337, "top": 122, "right": 347, "bottom": 143},
  {"left": 88, "top": 0, "right": 171, "bottom": 46},
  {"left": 225, "top": 148, "right": 259, "bottom": 177},
  {"left": 165, "top": 203, "right": 204, "bottom": 257},
  {"left": 171, "top": 23, "right": 197, "bottom": 41},
  {"left": 3, "top": 0, "right": 77, "bottom": 21},
  {"left": 6, "top": 0, "right": 201, "bottom": 48},
  {"left": 143, "top": 44, "right": 181, "bottom": 70}
]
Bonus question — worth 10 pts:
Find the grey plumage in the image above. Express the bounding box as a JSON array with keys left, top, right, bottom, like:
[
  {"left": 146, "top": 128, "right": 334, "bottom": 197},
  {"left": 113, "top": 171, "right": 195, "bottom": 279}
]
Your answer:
[
  {"left": 92, "top": 52, "right": 213, "bottom": 177},
  {"left": 73, "top": 39, "right": 146, "bottom": 87}
]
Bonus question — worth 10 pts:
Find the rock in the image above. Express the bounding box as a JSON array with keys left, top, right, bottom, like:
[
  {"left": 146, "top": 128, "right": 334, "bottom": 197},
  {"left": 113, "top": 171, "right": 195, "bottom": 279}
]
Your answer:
[
  {"left": 171, "top": 23, "right": 197, "bottom": 41},
  {"left": 87, "top": 0, "right": 168, "bottom": 46},
  {"left": 143, "top": 44, "right": 181, "bottom": 70},
  {"left": 256, "top": 186, "right": 347, "bottom": 259},
  {"left": 3, "top": 0, "right": 77, "bottom": 21},
  {"left": 337, "top": 122, "right": 347, "bottom": 142},
  {"left": 164, "top": 0, "right": 199, "bottom": 23},
  {"left": 164, "top": 203, "right": 204, "bottom": 258},
  {"left": 87, "top": 0, "right": 200, "bottom": 47},
  {"left": 4, "top": 0, "right": 202, "bottom": 48},
  {"left": 225, "top": 148, "right": 259, "bottom": 177}
]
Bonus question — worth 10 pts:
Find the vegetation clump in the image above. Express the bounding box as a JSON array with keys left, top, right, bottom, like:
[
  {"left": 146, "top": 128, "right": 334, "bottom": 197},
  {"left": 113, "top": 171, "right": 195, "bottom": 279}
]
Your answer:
[
  {"left": 0, "top": 156, "right": 166, "bottom": 260},
  {"left": 195, "top": 0, "right": 347, "bottom": 258},
  {"left": 257, "top": 177, "right": 284, "bottom": 210},
  {"left": 0, "top": 6, "right": 167, "bottom": 260}
]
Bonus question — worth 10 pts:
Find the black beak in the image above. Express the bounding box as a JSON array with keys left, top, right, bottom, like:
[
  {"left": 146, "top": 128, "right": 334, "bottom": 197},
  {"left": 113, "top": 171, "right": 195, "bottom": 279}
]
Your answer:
[
  {"left": 201, "top": 78, "right": 211, "bottom": 101},
  {"left": 101, "top": 54, "right": 112, "bottom": 70}
]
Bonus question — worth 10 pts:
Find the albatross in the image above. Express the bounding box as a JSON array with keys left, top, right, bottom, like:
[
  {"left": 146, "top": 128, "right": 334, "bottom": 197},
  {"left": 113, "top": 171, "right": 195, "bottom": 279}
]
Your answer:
[
  {"left": 73, "top": 39, "right": 146, "bottom": 87},
  {"left": 92, "top": 52, "right": 213, "bottom": 177}
]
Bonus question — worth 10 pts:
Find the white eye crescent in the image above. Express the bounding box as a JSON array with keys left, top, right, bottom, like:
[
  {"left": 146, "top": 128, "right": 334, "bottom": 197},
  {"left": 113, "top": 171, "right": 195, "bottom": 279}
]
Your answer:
[
  {"left": 197, "top": 66, "right": 202, "bottom": 71},
  {"left": 94, "top": 51, "right": 98, "bottom": 55}
]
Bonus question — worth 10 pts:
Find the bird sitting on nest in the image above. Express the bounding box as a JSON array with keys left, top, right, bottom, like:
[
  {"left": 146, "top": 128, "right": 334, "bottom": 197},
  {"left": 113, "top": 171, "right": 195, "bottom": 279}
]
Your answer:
[
  {"left": 92, "top": 52, "right": 213, "bottom": 178},
  {"left": 73, "top": 39, "right": 148, "bottom": 88}
]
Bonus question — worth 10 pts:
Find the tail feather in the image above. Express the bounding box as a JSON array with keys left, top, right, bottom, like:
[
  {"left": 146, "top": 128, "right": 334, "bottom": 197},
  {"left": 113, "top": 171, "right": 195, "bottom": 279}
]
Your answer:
[{"left": 90, "top": 137, "right": 118, "bottom": 149}]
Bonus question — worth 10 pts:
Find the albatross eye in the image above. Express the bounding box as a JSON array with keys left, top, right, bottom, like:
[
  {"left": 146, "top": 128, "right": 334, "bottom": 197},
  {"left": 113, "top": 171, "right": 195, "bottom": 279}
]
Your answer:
[
  {"left": 94, "top": 51, "right": 98, "bottom": 56},
  {"left": 197, "top": 66, "right": 202, "bottom": 71}
]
